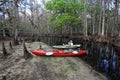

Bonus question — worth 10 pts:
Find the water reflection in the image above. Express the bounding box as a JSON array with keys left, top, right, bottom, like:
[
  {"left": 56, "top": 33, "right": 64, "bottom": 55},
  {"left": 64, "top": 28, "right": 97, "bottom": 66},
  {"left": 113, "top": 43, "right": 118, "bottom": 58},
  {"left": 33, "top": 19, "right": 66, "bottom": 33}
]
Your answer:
[
  {"left": 80, "top": 41, "right": 120, "bottom": 80},
  {"left": 40, "top": 37, "right": 120, "bottom": 80}
]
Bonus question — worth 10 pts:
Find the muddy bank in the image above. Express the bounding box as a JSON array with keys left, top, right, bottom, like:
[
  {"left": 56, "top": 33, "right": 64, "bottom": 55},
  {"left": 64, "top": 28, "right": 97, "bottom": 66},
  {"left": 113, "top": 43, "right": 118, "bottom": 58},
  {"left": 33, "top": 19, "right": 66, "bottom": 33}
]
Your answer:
[{"left": 0, "top": 41, "right": 107, "bottom": 80}]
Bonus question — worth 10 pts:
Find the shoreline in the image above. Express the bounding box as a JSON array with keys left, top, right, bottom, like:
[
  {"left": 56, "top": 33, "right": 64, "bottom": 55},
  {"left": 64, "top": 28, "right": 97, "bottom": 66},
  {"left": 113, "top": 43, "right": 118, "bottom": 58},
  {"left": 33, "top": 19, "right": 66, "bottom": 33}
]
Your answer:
[
  {"left": 0, "top": 35, "right": 120, "bottom": 48},
  {"left": 0, "top": 41, "right": 108, "bottom": 80}
]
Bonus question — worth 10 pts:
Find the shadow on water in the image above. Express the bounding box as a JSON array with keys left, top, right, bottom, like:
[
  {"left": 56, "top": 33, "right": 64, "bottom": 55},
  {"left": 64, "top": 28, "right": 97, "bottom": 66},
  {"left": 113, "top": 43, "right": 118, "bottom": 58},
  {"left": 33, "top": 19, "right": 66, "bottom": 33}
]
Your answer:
[{"left": 40, "top": 37, "right": 120, "bottom": 80}]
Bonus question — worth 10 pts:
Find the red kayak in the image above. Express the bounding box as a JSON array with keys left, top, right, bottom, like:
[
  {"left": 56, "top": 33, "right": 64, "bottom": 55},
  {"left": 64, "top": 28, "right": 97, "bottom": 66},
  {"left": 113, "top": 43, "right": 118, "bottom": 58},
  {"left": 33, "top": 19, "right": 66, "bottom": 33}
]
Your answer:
[{"left": 30, "top": 49, "right": 87, "bottom": 57}]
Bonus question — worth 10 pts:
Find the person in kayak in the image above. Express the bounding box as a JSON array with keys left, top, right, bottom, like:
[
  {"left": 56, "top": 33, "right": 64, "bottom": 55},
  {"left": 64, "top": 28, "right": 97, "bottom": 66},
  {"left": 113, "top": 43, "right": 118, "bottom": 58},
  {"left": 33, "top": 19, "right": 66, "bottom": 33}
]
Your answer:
[{"left": 68, "top": 40, "right": 73, "bottom": 46}]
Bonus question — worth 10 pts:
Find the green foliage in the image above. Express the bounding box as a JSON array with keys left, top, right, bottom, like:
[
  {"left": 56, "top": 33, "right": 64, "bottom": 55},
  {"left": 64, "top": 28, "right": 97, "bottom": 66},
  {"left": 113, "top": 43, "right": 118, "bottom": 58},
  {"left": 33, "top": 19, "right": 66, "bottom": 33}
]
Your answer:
[
  {"left": 45, "top": 0, "right": 84, "bottom": 27},
  {"left": 46, "top": 1, "right": 53, "bottom": 10},
  {"left": 55, "top": 13, "right": 72, "bottom": 26},
  {"left": 53, "top": 0, "right": 65, "bottom": 11}
]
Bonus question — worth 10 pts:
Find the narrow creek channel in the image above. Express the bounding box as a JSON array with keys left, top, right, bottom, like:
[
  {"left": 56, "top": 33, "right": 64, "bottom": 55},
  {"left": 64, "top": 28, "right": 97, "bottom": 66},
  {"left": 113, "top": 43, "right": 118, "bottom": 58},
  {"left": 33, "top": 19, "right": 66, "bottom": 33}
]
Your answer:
[{"left": 40, "top": 37, "right": 120, "bottom": 80}]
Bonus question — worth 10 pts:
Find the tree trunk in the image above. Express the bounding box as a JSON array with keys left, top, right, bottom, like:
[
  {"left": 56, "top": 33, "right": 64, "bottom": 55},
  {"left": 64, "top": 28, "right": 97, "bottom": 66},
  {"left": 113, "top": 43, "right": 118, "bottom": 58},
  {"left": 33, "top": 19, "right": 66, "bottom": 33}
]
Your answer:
[
  {"left": 3, "top": 28, "right": 6, "bottom": 37},
  {"left": 13, "top": 0, "right": 19, "bottom": 45},
  {"left": 101, "top": 0, "right": 105, "bottom": 36},
  {"left": 92, "top": 10, "right": 95, "bottom": 35},
  {"left": 98, "top": 0, "right": 102, "bottom": 35},
  {"left": 106, "top": 1, "right": 110, "bottom": 36},
  {"left": 115, "top": 0, "right": 119, "bottom": 36},
  {"left": 84, "top": 0, "right": 88, "bottom": 36},
  {"left": 118, "top": 31, "right": 120, "bottom": 37},
  {"left": 70, "top": 26, "right": 73, "bottom": 37},
  {"left": 2, "top": 3, "right": 6, "bottom": 37},
  {"left": 101, "top": 16, "right": 105, "bottom": 36},
  {"left": 13, "top": 28, "right": 19, "bottom": 45}
]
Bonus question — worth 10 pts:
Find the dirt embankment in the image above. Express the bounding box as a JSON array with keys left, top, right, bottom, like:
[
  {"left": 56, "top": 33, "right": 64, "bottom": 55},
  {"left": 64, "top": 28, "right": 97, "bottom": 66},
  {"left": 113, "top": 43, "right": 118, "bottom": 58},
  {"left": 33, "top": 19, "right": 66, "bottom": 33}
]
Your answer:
[{"left": 0, "top": 42, "right": 107, "bottom": 80}]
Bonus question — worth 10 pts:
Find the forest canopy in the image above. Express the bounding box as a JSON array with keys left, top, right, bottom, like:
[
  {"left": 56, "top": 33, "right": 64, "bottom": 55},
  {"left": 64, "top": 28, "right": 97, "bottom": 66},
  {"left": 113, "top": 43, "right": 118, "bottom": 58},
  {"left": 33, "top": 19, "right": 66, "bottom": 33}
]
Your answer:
[
  {"left": 0, "top": 0, "right": 120, "bottom": 37},
  {"left": 46, "top": 0, "right": 120, "bottom": 36}
]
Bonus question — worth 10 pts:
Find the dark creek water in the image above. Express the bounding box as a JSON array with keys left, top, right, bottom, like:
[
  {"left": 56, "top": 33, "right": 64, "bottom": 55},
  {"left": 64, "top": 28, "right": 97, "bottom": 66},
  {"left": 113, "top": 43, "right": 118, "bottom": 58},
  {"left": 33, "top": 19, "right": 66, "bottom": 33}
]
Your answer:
[{"left": 40, "top": 37, "right": 120, "bottom": 80}]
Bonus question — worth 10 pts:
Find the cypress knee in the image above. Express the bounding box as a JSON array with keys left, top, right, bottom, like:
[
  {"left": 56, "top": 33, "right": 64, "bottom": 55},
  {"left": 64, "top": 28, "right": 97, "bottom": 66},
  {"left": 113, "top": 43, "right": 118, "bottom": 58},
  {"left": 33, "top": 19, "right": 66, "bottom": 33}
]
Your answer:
[
  {"left": 9, "top": 41, "right": 13, "bottom": 50},
  {"left": 23, "top": 41, "right": 32, "bottom": 59},
  {"left": 2, "top": 41, "right": 8, "bottom": 56},
  {"left": 2, "top": 76, "right": 6, "bottom": 80},
  {"left": 39, "top": 43, "right": 42, "bottom": 49}
]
